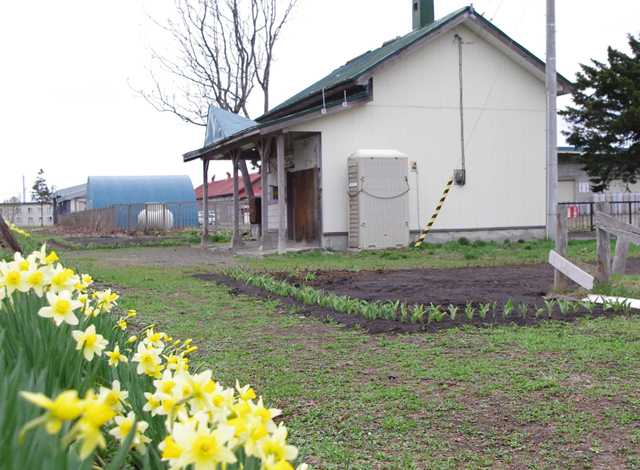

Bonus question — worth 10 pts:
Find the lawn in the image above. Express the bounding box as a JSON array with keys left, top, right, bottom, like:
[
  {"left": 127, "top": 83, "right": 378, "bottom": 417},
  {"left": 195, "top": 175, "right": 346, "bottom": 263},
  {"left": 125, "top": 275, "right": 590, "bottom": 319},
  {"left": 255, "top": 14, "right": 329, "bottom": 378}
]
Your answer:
[
  {"left": 59, "top": 240, "right": 640, "bottom": 469},
  {"left": 241, "top": 238, "right": 640, "bottom": 272}
]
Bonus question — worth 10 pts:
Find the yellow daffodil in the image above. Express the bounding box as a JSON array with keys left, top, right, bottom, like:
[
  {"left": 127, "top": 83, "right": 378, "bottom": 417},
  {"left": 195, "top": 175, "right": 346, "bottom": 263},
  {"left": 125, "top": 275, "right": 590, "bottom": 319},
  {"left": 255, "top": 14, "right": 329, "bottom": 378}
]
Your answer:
[
  {"left": 258, "top": 424, "right": 298, "bottom": 467},
  {"left": 132, "top": 343, "right": 163, "bottom": 377},
  {"left": 45, "top": 251, "right": 60, "bottom": 265},
  {"left": 0, "top": 264, "right": 28, "bottom": 295},
  {"left": 65, "top": 391, "right": 116, "bottom": 459},
  {"left": 105, "top": 345, "right": 128, "bottom": 367},
  {"left": 38, "top": 291, "right": 81, "bottom": 326},
  {"left": 49, "top": 266, "right": 79, "bottom": 293},
  {"left": 159, "top": 435, "right": 183, "bottom": 461},
  {"left": 25, "top": 267, "right": 49, "bottom": 297},
  {"left": 127, "top": 335, "right": 138, "bottom": 344},
  {"left": 108, "top": 411, "right": 151, "bottom": 453},
  {"left": 20, "top": 390, "right": 85, "bottom": 434},
  {"left": 127, "top": 309, "right": 137, "bottom": 318},
  {"left": 71, "top": 325, "right": 108, "bottom": 361},
  {"left": 93, "top": 289, "right": 119, "bottom": 313},
  {"left": 236, "top": 381, "right": 257, "bottom": 402},
  {"left": 117, "top": 318, "right": 127, "bottom": 331},
  {"left": 98, "top": 380, "right": 128, "bottom": 412},
  {"left": 173, "top": 422, "right": 237, "bottom": 469}
]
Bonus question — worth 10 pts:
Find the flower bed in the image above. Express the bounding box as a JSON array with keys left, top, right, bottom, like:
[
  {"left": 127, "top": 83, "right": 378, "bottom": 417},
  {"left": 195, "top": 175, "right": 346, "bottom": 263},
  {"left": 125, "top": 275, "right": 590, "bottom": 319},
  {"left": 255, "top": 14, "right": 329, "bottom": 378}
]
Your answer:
[
  {"left": 221, "top": 268, "right": 635, "bottom": 333},
  {"left": 0, "top": 244, "right": 306, "bottom": 469}
]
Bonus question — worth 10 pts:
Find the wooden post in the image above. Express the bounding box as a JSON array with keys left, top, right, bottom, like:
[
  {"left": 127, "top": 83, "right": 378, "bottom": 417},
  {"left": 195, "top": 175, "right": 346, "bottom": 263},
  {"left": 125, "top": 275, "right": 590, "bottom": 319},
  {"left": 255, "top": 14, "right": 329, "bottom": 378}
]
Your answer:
[
  {"left": 231, "top": 154, "right": 243, "bottom": 250},
  {"left": 0, "top": 214, "right": 21, "bottom": 254},
  {"left": 595, "top": 201, "right": 611, "bottom": 283},
  {"left": 276, "top": 134, "right": 286, "bottom": 254},
  {"left": 258, "top": 138, "right": 271, "bottom": 250},
  {"left": 554, "top": 206, "right": 569, "bottom": 290},
  {"left": 612, "top": 236, "right": 630, "bottom": 276},
  {"left": 201, "top": 159, "right": 210, "bottom": 248}
]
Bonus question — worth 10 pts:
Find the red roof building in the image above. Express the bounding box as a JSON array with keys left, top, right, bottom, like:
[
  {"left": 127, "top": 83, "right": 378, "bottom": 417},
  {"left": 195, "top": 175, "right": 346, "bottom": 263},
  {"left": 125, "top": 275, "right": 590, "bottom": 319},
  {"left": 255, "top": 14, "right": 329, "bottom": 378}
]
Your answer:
[{"left": 195, "top": 173, "right": 262, "bottom": 200}]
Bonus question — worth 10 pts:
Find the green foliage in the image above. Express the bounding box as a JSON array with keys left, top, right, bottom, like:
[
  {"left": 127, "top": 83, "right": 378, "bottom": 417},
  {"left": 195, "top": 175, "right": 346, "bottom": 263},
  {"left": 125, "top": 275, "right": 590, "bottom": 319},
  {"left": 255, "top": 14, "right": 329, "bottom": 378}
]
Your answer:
[
  {"left": 544, "top": 299, "right": 556, "bottom": 319},
  {"left": 410, "top": 304, "right": 426, "bottom": 323},
  {"left": 478, "top": 303, "right": 491, "bottom": 320},
  {"left": 503, "top": 299, "right": 514, "bottom": 318},
  {"left": 560, "top": 34, "right": 640, "bottom": 191},
  {"left": 464, "top": 302, "right": 475, "bottom": 321},
  {"left": 31, "top": 169, "right": 54, "bottom": 203},
  {"left": 517, "top": 303, "right": 529, "bottom": 320},
  {"left": 0, "top": 290, "right": 165, "bottom": 468}
]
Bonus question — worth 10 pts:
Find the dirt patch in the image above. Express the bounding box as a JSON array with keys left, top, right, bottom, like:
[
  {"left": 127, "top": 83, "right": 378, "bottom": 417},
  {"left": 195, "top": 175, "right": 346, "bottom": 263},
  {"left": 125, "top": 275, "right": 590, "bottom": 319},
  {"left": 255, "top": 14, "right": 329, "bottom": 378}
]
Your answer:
[
  {"left": 282, "top": 260, "right": 640, "bottom": 307},
  {"left": 195, "top": 263, "right": 640, "bottom": 334}
]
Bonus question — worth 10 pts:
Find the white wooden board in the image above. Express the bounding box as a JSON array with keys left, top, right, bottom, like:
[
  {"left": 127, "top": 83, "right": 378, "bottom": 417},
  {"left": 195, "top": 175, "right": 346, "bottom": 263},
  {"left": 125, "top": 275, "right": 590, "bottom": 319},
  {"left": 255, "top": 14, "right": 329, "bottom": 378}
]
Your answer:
[
  {"left": 548, "top": 250, "right": 594, "bottom": 290},
  {"left": 583, "top": 295, "right": 640, "bottom": 310}
]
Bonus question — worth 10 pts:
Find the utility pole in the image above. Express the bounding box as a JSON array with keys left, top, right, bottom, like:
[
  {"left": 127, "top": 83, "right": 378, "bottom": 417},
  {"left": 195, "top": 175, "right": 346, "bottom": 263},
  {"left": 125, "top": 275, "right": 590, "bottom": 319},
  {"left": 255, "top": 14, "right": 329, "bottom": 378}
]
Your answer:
[
  {"left": 22, "top": 175, "right": 26, "bottom": 203},
  {"left": 546, "top": 0, "right": 558, "bottom": 240}
]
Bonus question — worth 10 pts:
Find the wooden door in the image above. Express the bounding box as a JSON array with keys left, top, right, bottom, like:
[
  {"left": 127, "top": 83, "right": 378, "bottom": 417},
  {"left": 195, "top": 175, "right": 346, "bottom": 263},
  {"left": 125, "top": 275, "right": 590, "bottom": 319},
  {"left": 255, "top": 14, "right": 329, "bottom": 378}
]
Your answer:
[{"left": 287, "top": 169, "right": 317, "bottom": 242}]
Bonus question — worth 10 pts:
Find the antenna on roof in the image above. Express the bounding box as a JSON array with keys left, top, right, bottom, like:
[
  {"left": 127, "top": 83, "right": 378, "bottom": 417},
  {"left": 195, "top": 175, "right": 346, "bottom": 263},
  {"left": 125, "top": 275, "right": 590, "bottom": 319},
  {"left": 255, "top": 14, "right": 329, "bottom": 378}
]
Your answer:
[
  {"left": 342, "top": 90, "right": 349, "bottom": 108},
  {"left": 321, "top": 88, "right": 327, "bottom": 114}
]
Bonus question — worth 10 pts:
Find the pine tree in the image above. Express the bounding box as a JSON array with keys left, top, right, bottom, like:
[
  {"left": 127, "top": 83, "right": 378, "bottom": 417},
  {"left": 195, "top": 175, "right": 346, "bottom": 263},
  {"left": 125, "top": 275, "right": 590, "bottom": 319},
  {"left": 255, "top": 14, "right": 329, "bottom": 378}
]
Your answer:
[
  {"left": 560, "top": 34, "right": 640, "bottom": 192},
  {"left": 31, "top": 169, "right": 53, "bottom": 203}
]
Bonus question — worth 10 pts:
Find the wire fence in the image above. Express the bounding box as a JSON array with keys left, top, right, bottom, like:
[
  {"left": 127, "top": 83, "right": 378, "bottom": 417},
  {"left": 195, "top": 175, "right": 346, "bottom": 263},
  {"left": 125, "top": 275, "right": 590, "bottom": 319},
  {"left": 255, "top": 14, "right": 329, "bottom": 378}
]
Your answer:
[
  {"left": 58, "top": 199, "right": 253, "bottom": 234},
  {"left": 559, "top": 201, "right": 640, "bottom": 233},
  {"left": 58, "top": 202, "right": 198, "bottom": 233}
]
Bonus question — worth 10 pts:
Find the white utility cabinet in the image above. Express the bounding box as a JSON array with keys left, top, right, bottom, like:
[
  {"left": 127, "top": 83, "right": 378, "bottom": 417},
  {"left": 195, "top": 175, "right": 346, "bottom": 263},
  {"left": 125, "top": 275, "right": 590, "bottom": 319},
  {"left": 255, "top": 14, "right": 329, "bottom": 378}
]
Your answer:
[{"left": 348, "top": 150, "right": 410, "bottom": 249}]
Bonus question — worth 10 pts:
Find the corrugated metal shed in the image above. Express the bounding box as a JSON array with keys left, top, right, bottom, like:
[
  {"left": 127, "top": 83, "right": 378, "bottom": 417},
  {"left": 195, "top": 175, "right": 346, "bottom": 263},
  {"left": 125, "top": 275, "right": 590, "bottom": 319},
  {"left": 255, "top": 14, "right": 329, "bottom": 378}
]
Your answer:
[{"left": 86, "top": 176, "right": 195, "bottom": 209}]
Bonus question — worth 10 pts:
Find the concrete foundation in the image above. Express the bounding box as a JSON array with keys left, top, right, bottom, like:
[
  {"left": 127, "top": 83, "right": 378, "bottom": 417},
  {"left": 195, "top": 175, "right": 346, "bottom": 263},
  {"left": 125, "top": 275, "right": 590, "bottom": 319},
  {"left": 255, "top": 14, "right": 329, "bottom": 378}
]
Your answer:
[{"left": 410, "top": 226, "right": 546, "bottom": 244}]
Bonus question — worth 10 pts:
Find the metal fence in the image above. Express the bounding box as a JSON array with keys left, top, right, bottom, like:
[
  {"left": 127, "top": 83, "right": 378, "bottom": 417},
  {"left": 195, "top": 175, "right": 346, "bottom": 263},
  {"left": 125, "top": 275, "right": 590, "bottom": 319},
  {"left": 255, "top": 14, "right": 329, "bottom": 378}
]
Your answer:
[
  {"left": 559, "top": 201, "right": 640, "bottom": 232},
  {"left": 199, "top": 198, "right": 251, "bottom": 230},
  {"left": 58, "top": 201, "right": 198, "bottom": 233}
]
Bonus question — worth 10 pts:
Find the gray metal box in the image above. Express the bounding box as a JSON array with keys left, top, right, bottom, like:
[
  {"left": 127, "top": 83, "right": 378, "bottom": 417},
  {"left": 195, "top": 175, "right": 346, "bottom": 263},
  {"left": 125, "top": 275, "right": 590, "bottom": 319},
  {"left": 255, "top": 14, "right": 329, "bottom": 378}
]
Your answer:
[{"left": 348, "top": 151, "right": 410, "bottom": 250}]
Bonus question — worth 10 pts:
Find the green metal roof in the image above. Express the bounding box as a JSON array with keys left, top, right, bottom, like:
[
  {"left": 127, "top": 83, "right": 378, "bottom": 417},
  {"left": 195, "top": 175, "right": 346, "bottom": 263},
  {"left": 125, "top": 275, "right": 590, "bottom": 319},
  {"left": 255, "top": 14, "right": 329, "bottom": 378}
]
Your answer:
[
  {"left": 260, "top": 5, "right": 573, "bottom": 121},
  {"left": 260, "top": 6, "right": 469, "bottom": 120}
]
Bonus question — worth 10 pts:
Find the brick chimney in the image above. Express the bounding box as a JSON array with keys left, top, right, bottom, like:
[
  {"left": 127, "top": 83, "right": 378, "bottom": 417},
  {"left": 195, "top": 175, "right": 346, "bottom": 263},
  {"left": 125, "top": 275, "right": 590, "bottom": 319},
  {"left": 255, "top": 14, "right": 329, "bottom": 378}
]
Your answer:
[
  {"left": 412, "top": 0, "right": 434, "bottom": 30},
  {"left": 226, "top": 172, "right": 231, "bottom": 180},
  {"left": 211, "top": 174, "right": 216, "bottom": 182}
]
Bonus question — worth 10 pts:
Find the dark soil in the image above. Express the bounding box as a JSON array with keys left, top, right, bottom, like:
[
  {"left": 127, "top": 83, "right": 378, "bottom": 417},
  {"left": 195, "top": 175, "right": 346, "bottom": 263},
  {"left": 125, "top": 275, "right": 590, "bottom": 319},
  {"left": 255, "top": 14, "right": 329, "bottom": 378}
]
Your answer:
[
  {"left": 280, "top": 264, "right": 573, "bottom": 308},
  {"left": 196, "top": 260, "right": 640, "bottom": 334}
]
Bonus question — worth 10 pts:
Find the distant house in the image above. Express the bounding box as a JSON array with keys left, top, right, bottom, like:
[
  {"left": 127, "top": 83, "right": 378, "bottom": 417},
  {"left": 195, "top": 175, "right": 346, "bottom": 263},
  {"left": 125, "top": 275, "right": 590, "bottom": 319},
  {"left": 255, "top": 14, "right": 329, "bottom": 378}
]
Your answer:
[
  {"left": 54, "top": 184, "right": 87, "bottom": 215},
  {"left": 0, "top": 202, "right": 53, "bottom": 228},
  {"left": 558, "top": 147, "right": 640, "bottom": 203},
  {"left": 194, "top": 173, "right": 262, "bottom": 227},
  {"left": 184, "top": 1, "right": 572, "bottom": 250}
]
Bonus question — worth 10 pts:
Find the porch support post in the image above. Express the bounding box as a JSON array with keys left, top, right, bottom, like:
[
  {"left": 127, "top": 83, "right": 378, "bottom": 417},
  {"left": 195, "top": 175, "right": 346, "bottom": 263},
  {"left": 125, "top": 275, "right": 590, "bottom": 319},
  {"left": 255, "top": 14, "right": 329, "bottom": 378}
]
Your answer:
[
  {"left": 201, "top": 158, "right": 210, "bottom": 249},
  {"left": 231, "top": 153, "right": 243, "bottom": 250},
  {"left": 258, "top": 138, "right": 271, "bottom": 250},
  {"left": 276, "top": 134, "right": 286, "bottom": 254}
]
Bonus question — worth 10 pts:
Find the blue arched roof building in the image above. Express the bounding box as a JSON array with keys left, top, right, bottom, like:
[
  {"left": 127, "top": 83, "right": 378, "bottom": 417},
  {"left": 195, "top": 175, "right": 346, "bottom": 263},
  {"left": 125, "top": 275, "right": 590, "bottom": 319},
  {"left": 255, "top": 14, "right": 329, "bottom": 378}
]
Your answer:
[{"left": 87, "top": 175, "right": 197, "bottom": 228}]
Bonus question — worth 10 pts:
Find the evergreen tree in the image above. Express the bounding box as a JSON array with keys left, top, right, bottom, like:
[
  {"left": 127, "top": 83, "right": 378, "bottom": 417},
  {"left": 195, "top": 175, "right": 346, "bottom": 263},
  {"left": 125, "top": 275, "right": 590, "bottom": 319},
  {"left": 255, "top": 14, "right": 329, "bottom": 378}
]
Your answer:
[
  {"left": 561, "top": 34, "right": 640, "bottom": 192},
  {"left": 31, "top": 169, "right": 53, "bottom": 203}
]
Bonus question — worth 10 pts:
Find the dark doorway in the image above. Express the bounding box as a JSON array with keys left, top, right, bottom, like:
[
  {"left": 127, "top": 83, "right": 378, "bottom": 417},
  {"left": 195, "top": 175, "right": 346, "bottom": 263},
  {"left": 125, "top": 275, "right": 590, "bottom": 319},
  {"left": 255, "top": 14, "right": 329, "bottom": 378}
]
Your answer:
[{"left": 286, "top": 169, "right": 318, "bottom": 242}]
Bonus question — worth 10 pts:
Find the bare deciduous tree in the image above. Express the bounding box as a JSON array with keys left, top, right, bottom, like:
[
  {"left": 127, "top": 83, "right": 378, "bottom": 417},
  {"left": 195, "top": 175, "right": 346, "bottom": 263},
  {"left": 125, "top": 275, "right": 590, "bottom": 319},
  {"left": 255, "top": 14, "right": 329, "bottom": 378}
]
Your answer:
[{"left": 139, "top": 0, "right": 298, "bottom": 215}]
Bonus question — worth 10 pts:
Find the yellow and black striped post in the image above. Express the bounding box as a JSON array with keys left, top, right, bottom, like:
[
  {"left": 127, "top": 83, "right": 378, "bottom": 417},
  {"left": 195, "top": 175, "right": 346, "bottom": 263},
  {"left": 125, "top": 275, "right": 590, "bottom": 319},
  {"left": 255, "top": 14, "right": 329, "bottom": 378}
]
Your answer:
[{"left": 415, "top": 178, "right": 454, "bottom": 247}]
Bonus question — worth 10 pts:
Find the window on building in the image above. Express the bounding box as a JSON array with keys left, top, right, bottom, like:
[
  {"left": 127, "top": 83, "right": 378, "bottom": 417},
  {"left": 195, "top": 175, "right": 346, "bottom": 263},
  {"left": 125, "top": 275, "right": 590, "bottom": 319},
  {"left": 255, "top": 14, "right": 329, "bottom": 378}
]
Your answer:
[
  {"left": 578, "top": 182, "right": 591, "bottom": 193},
  {"left": 271, "top": 185, "right": 278, "bottom": 202}
]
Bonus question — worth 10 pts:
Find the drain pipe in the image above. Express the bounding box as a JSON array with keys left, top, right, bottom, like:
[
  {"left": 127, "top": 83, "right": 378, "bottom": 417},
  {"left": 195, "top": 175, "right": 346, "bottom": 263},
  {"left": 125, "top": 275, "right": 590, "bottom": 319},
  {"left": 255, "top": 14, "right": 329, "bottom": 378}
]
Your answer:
[{"left": 454, "top": 33, "right": 466, "bottom": 186}]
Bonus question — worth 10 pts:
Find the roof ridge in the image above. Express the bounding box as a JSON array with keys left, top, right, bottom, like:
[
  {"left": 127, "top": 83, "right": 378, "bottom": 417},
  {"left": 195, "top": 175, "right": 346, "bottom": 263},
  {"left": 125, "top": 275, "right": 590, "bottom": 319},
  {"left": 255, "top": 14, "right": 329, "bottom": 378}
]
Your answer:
[{"left": 259, "top": 6, "right": 471, "bottom": 121}]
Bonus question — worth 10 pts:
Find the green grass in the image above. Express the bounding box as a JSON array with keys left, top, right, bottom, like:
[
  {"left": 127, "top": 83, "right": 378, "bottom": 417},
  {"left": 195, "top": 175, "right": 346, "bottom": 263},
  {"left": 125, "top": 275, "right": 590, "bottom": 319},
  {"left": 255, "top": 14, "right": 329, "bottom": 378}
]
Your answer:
[
  {"left": 242, "top": 239, "right": 640, "bottom": 272},
  {"left": 62, "top": 246, "right": 640, "bottom": 469}
]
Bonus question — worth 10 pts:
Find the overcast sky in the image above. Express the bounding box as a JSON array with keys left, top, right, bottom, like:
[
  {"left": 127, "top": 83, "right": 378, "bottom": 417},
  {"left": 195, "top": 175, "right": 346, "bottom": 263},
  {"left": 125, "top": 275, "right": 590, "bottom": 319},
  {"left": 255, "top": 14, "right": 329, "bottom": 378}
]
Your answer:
[{"left": 1, "top": 0, "right": 638, "bottom": 201}]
